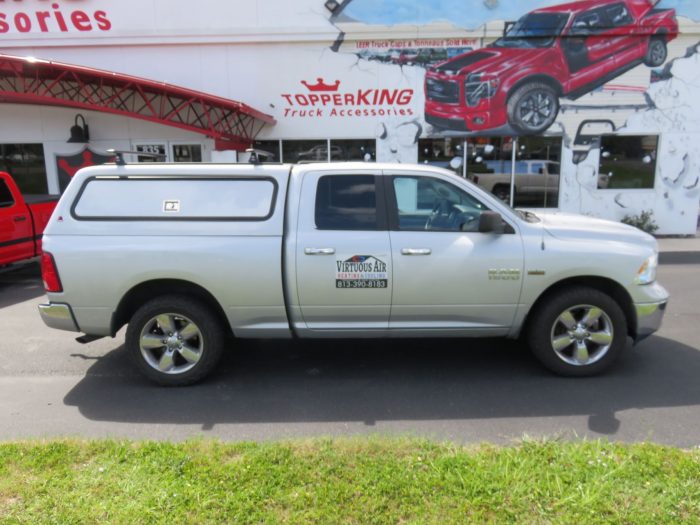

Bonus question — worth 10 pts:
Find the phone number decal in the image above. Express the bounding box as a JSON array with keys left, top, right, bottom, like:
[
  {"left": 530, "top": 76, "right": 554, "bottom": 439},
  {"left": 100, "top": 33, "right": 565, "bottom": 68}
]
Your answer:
[{"left": 336, "top": 279, "right": 388, "bottom": 289}]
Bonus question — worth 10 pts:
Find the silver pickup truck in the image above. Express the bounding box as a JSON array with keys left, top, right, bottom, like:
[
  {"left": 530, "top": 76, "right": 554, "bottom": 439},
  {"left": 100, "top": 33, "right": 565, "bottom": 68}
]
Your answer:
[{"left": 38, "top": 162, "right": 668, "bottom": 385}]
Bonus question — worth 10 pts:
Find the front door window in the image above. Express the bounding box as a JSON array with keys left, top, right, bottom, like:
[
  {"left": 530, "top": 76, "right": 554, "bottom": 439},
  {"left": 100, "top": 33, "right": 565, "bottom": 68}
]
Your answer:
[{"left": 392, "top": 176, "right": 488, "bottom": 232}]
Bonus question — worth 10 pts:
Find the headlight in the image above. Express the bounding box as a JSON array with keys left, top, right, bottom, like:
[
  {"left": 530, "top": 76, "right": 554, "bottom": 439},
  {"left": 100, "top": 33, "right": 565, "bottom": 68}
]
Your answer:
[
  {"left": 465, "top": 76, "right": 499, "bottom": 106},
  {"left": 636, "top": 254, "right": 658, "bottom": 285}
]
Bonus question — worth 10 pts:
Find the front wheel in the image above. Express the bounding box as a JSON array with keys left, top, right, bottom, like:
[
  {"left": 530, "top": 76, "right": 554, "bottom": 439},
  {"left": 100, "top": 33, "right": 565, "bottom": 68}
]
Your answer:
[
  {"left": 125, "top": 295, "right": 225, "bottom": 386},
  {"left": 507, "top": 82, "right": 559, "bottom": 135},
  {"left": 527, "top": 287, "right": 628, "bottom": 377}
]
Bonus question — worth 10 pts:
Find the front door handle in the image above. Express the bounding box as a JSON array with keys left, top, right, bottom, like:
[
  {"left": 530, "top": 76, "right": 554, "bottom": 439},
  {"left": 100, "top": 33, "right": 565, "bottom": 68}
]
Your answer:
[
  {"left": 13, "top": 216, "right": 27, "bottom": 223},
  {"left": 401, "top": 248, "right": 432, "bottom": 256},
  {"left": 305, "top": 248, "right": 336, "bottom": 255}
]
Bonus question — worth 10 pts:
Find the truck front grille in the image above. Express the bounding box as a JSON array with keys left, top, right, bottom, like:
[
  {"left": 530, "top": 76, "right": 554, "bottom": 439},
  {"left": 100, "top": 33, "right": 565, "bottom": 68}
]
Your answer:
[{"left": 426, "top": 78, "right": 459, "bottom": 104}]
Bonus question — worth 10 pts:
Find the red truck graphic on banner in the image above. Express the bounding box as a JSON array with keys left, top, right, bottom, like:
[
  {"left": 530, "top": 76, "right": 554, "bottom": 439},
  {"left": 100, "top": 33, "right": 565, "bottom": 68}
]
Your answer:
[{"left": 424, "top": 0, "right": 678, "bottom": 135}]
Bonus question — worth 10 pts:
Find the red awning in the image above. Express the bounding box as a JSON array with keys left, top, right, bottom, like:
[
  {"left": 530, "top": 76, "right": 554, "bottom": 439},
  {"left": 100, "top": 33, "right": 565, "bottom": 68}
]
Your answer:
[{"left": 0, "top": 54, "right": 275, "bottom": 150}]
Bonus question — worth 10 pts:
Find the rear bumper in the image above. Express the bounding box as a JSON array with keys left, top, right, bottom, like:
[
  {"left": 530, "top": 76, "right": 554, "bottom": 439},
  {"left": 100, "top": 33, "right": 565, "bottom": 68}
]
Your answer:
[
  {"left": 634, "top": 300, "right": 668, "bottom": 342},
  {"left": 38, "top": 303, "right": 80, "bottom": 332}
]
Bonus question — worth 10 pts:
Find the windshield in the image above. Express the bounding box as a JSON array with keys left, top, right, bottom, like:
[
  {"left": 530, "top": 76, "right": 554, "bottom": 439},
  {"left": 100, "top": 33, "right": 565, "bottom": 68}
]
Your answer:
[{"left": 492, "top": 13, "right": 569, "bottom": 49}]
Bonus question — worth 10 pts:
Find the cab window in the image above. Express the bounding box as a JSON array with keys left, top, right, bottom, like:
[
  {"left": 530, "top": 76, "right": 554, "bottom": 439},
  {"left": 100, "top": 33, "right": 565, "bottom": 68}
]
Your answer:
[
  {"left": 315, "top": 175, "right": 381, "bottom": 230},
  {"left": 571, "top": 8, "right": 608, "bottom": 35},
  {"left": 391, "top": 176, "right": 489, "bottom": 232},
  {"left": 0, "top": 180, "right": 14, "bottom": 208},
  {"left": 606, "top": 4, "right": 633, "bottom": 27}
]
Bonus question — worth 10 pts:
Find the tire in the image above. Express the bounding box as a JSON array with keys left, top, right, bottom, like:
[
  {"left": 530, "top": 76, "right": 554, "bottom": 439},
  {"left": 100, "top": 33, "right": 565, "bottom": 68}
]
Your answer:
[
  {"left": 527, "top": 287, "right": 628, "bottom": 377},
  {"left": 125, "top": 295, "right": 225, "bottom": 386},
  {"left": 507, "top": 82, "right": 559, "bottom": 135},
  {"left": 644, "top": 37, "right": 667, "bottom": 67}
]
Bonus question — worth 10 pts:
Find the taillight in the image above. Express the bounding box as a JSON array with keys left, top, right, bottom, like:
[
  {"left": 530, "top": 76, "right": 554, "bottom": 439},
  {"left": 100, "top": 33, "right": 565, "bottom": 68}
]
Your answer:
[{"left": 41, "top": 252, "right": 63, "bottom": 293}]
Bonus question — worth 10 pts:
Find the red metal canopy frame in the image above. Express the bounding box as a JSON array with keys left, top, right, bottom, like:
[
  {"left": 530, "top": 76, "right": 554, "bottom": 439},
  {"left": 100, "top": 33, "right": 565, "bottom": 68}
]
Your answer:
[{"left": 0, "top": 54, "right": 275, "bottom": 150}]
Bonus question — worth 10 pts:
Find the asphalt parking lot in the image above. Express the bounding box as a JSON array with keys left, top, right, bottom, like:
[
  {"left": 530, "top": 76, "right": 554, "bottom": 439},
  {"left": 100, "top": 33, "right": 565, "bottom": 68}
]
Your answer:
[{"left": 0, "top": 260, "right": 698, "bottom": 446}]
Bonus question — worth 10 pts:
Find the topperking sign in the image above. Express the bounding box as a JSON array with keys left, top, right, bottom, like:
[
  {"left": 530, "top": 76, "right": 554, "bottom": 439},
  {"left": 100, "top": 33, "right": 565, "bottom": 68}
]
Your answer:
[
  {"left": 281, "top": 78, "right": 415, "bottom": 119},
  {"left": 0, "top": 0, "right": 112, "bottom": 34}
]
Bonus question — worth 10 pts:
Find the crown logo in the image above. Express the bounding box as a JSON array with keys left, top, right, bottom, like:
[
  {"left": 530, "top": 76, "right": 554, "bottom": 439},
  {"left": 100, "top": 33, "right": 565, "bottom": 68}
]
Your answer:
[{"left": 301, "top": 78, "right": 340, "bottom": 92}]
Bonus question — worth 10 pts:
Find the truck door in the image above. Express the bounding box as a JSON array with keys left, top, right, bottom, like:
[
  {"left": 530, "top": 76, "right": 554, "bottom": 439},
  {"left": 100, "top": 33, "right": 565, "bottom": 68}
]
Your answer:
[
  {"left": 602, "top": 3, "right": 644, "bottom": 66},
  {"left": 385, "top": 171, "right": 524, "bottom": 336},
  {"left": 563, "top": 7, "right": 616, "bottom": 89},
  {"left": 0, "top": 178, "right": 34, "bottom": 265},
  {"left": 294, "top": 170, "right": 392, "bottom": 334}
]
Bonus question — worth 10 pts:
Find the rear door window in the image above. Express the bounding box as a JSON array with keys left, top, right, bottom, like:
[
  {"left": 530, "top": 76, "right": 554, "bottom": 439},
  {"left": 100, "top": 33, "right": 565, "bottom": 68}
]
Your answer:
[
  {"left": 606, "top": 4, "right": 633, "bottom": 27},
  {"left": 571, "top": 8, "right": 609, "bottom": 35},
  {"left": 315, "top": 175, "right": 383, "bottom": 230}
]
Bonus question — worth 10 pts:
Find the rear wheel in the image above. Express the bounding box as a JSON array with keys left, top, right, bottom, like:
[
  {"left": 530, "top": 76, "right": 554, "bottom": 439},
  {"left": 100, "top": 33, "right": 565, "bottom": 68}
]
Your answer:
[
  {"left": 644, "top": 37, "right": 667, "bottom": 67},
  {"left": 527, "top": 287, "right": 628, "bottom": 376},
  {"left": 126, "top": 295, "right": 225, "bottom": 386}
]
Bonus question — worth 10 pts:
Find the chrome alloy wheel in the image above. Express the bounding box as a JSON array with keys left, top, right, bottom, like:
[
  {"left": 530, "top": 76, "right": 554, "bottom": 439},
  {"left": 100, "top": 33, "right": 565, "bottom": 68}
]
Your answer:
[
  {"left": 518, "top": 91, "right": 555, "bottom": 130},
  {"left": 139, "top": 313, "right": 203, "bottom": 375},
  {"left": 649, "top": 40, "right": 666, "bottom": 65},
  {"left": 550, "top": 305, "right": 614, "bottom": 367}
]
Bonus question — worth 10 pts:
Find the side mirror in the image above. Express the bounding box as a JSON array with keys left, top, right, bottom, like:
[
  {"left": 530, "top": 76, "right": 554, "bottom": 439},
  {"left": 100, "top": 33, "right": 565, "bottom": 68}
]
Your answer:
[{"left": 479, "top": 211, "right": 505, "bottom": 234}]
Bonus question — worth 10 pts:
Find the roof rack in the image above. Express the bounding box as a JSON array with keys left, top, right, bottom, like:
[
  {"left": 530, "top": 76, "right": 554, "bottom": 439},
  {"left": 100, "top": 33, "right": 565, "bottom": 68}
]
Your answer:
[{"left": 106, "top": 149, "right": 168, "bottom": 166}]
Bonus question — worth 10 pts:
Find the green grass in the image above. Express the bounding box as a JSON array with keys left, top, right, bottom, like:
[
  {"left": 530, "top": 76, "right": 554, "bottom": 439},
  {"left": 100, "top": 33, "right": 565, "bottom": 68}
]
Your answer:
[{"left": 1, "top": 438, "right": 699, "bottom": 524}]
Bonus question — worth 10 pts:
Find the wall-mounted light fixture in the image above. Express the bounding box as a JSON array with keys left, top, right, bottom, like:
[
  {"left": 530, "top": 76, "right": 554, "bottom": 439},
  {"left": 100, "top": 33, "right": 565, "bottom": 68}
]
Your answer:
[
  {"left": 67, "top": 114, "right": 90, "bottom": 143},
  {"left": 324, "top": 0, "right": 341, "bottom": 14}
]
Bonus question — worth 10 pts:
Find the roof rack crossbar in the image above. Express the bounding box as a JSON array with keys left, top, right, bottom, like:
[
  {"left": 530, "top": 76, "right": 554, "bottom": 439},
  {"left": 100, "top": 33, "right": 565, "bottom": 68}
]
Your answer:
[{"left": 106, "top": 149, "right": 167, "bottom": 166}]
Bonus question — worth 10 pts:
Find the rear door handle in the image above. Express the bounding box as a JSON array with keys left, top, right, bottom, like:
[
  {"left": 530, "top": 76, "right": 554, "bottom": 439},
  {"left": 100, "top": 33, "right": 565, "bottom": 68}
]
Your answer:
[
  {"left": 305, "top": 248, "right": 336, "bottom": 255},
  {"left": 401, "top": 248, "right": 431, "bottom": 256},
  {"left": 13, "top": 216, "right": 27, "bottom": 223}
]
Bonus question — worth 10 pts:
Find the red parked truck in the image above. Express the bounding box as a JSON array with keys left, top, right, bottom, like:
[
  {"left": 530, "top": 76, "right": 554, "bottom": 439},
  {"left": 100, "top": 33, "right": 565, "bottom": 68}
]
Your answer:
[
  {"left": 424, "top": 0, "right": 678, "bottom": 134},
  {"left": 0, "top": 172, "right": 58, "bottom": 266}
]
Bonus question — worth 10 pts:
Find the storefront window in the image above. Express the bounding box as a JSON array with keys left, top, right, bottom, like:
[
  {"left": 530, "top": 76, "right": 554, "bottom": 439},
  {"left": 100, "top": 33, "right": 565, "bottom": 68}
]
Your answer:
[
  {"left": 330, "top": 140, "right": 376, "bottom": 161},
  {"left": 172, "top": 144, "right": 202, "bottom": 162},
  {"left": 252, "top": 140, "right": 281, "bottom": 162},
  {"left": 465, "top": 136, "right": 561, "bottom": 208},
  {"left": 418, "top": 138, "right": 465, "bottom": 170},
  {"left": 598, "top": 135, "right": 658, "bottom": 190},
  {"left": 282, "top": 140, "right": 327, "bottom": 163},
  {"left": 0, "top": 144, "right": 47, "bottom": 194}
]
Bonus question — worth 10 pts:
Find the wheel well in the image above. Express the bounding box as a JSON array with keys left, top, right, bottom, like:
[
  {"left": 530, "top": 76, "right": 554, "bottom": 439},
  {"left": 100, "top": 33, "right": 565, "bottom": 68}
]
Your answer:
[
  {"left": 522, "top": 276, "right": 637, "bottom": 339},
  {"left": 508, "top": 75, "right": 564, "bottom": 100},
  {"left": 654, "top": 29, "right": 669, "bottom": 42},
  {"left": 111, "top": 279, "right": 232, "bottom": 337}
]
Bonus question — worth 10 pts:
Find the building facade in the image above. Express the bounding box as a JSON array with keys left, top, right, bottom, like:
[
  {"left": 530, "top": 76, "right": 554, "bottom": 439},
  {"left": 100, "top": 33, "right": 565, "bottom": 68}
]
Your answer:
[{"left": 1, "top": 0, "right": 698, "bottom": 234}]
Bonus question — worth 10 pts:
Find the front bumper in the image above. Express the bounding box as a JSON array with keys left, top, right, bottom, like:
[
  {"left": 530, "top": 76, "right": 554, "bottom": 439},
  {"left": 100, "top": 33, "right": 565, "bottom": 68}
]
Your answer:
[
  {"left": 424, "top": 97, "right": 507, "bottom": 132},
  {"left": 38, "top": 303, "right": 80, "bottom": 332},
  {"left": 634, "top": 300, "right": 668, "bottom": 342}
]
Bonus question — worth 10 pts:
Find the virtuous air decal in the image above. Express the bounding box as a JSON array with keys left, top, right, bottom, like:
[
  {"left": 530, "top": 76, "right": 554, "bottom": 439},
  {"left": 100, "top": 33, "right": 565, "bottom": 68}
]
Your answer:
[
  {"left": 488, "top": 268, "right": 522, "bottom": 281},
  {"left": 336, "top": 255, "right": 388, "bottom": 289}
]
